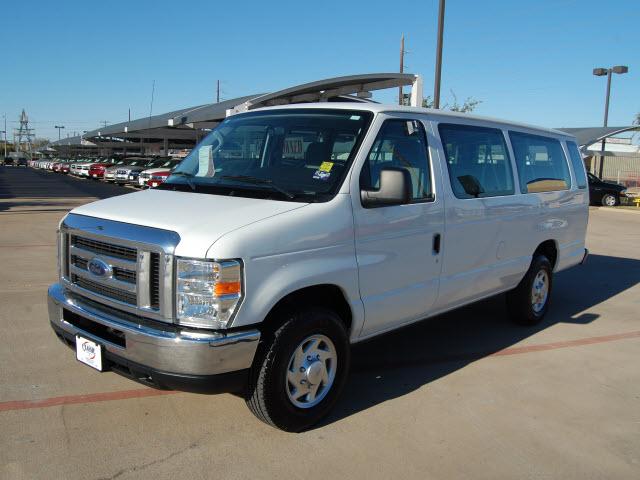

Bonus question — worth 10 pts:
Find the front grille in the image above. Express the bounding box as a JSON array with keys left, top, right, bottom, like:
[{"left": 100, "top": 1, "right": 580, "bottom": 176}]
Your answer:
[
  {"left": 113, "top": 267, "right": 136, "bottom": 284},
  {"left": 149, "top": 252, "right": 160, "bottom": 309},
  {"left": 62, "top": 216, "right": 175, "bottom": 321},
  {"left": 72, "top": 236, "right": 136, "bottom": 261},
  {"left": 73, "top": 275, "right": 137, "bottom": 305}
]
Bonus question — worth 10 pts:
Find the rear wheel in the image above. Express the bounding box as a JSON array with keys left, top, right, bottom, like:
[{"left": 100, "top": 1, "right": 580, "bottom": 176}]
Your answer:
[
  {"left": 601, "top": 193, "right": 618, "bottom": 207},
  {"left": 246, "top": 307, "right": 350, "bottom": 432},
  {"left": 506, "top": 254, "right": 553, "bottom": 326}
]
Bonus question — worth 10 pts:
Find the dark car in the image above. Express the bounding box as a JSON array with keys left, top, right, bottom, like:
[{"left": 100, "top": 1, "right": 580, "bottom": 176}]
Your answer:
[{"left": 588, "top": 173, "right": 628, "bottom": 206}]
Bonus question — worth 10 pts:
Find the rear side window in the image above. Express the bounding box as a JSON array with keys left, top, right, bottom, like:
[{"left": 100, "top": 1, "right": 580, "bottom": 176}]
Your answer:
[
  {"left": 438, "top": 124, "right": 514, "bottom": 199},
  {"left": 509, "top": 132, "right": 571, "bottom": 193},
  {"left": 565, "top": 141, "right": 587, "bottom": 189},
  {"left": 360, "top": 119, "right": 433, "bottom": 202}
]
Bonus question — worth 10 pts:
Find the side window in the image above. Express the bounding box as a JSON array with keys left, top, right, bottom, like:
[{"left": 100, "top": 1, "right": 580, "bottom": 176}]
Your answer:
[
  {"left": 565, "top": 140, "right": 587, "bottom": 189},
  {"left": 438, "top": 124, "right": 514, "bottom": 199},
  {"left": 509, "top": 131, "right": 571, "bottom": 193},
  {"left": 360, "top": 119, "right": 432, "bottom": 201}
]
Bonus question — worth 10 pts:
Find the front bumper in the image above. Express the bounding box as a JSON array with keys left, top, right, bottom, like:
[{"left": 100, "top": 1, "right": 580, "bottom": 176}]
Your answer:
[{"left": 48, "top": 283, "right": 260, "bottom": 391}]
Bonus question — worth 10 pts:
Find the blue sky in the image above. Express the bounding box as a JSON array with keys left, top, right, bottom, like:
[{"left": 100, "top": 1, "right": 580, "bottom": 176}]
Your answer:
[{"left": 2, "top": 0, "right": 638, "bottom": 140}]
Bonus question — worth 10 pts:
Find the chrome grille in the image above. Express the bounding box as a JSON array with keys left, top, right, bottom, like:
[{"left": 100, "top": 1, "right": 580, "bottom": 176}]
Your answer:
[
  {"left": 72, "top": 235, "right": 136, "bottom": 261},
  {"left": 68, "top": 236, "right": 139, "bottom": 307},
  {"left": 60, "top": 214, "right": 178, "bottom": 323},
  {"left": 149, "top": 252, "right": 160, "bottom": 309},
  {"left": 72, "top": 275, "right": 137, "bottom": 305}
]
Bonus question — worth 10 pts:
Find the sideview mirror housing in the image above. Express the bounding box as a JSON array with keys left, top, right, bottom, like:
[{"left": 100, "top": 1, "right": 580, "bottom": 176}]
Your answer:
[{"left": 361, "top": 167, "right": 412, "bottom": 208}]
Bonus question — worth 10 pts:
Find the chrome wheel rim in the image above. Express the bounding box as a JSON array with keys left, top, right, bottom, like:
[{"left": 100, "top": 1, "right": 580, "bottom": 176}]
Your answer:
[
  {"left": 604, "top": 195, "right": 616, "bottom": 206},
  {"left": 531, "top": 270, "right": 549, "bottom": 313},
  {"left": 285, "top": 334, "right": 337, "bottom": 409}
]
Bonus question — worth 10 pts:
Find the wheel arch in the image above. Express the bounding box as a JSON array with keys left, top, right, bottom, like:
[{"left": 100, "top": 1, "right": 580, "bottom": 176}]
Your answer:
[
  {"left": 261, "top": 284, "right": 353, "bottom": 336},
  {"left": 533, "top": 239, "right": 558, "bottom": 271}
]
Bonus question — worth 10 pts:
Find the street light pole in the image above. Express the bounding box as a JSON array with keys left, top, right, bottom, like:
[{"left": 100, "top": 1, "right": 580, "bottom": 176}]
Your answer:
[
  {"left": 433, "top": 0, "right": 446, "bottom": 109},
  {"left": 54, "top": 125, "right": 65, "bottom": 141},
  {"left": 593, "top": 65, "right": 628, "bottom": 178},
  {"left": 2, "top": 114, "right": 6, "bottom": 159}
]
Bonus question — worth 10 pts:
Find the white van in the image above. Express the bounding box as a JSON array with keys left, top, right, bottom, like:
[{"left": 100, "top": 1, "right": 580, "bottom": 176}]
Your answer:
[{"left": 48, "top": 103, "right": 589, "bottom": 431}]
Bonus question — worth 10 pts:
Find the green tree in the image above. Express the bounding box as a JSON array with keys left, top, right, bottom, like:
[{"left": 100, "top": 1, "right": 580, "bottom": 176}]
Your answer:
[{"left": 422, "top": 90, "right": 481, "bottom": 112}]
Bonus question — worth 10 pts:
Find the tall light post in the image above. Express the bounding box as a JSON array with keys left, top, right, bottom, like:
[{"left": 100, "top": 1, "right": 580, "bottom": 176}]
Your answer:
[
  {"left": 54, "top": 125, "right": 65, "bottom": 141},
  {"left": 433, "top": 0, "right": 446, "bottom": 109},
  {"left": 1, "top": 114, "right": 6, "bottom": 159},
  {"left": 593, "top": 65, "right": 628, "bottom": 177}
]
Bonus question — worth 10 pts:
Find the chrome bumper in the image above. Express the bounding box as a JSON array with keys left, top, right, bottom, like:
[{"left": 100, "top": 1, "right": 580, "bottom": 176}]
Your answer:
[{"left": 48, "top": 283, "right": 260, "bottom": 376}]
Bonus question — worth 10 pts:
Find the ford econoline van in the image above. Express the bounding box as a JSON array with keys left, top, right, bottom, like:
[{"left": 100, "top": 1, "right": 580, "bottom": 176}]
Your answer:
[{"left": 48, "top": 103, "right": 589, "bottom": 431}]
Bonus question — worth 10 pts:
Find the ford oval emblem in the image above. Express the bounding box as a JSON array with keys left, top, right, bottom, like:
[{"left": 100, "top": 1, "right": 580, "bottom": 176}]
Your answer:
[{"left": 88, "top": 258, "right": 112, "bottom": 278}]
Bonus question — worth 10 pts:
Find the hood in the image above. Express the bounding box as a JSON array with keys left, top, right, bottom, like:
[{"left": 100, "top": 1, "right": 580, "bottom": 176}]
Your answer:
[
  {"left": 600, "top": 181, "right": 626, "bottom": 191},
  {"left": 141, "top": 167, "right": 171, "bottom": 175},
  {"left": 70, "top": 189, "right": 308, "bottom": 257},
  {"left": 120, "top": 166, "right": 147, "bottom": 172}
]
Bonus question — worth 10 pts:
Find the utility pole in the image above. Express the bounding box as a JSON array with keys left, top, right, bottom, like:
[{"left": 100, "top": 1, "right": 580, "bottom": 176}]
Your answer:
[
  {"left": 128, "top": 108, "right": 131, "bottom": 122},
  {"left": 399, "top": 35, "right": 405, "bottom": 105},
  {"left": 2, "top": 114, "right": 6, "bottom": 159},
  {"left": 433, "top": 0, "right": 446, "bottom": 109},
  {"left": 217, "top": 80, "right": 220, "bottom": 103},
  {"left": 15, "top": 110, "right": 35, "bottom": 156},
  {"left": 100, "top": 120, "right": 109, "bottom": 128}
]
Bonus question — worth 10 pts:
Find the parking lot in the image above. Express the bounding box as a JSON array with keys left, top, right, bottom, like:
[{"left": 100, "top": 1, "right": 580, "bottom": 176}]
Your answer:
[{"left": 1, "top": 165, "right": 639, "bottom": 479}]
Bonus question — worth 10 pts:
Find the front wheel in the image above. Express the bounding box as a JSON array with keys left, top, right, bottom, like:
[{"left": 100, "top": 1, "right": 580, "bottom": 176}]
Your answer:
[
  {"left": 601, "top": 193, "right": 618, "bottom": 207},
  {"left": 246, "top": 307, "right": 350, "bottom": 432},
  {"left": 506, "top": 254, "right": 553, "bottom": 326}
]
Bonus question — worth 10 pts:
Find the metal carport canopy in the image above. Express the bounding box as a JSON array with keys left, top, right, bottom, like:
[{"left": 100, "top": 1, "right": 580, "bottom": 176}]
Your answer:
[
  {"left": 232, "top": 73, "right": 420, "bottom": 112},
  {"left": 556, "top": 126, "right": 640, "bottom": 147},
  {"left": 83, "top": 73, "right": 421, "bottom": 142}
]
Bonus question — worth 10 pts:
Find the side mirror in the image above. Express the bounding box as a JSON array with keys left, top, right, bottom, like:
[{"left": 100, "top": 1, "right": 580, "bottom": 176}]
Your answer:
[{"left": 361, "top": 167, "right": 411, "bottom": 208}]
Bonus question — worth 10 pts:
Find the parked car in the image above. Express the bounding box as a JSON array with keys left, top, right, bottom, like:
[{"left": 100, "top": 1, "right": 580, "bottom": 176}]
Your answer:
[
  {"left": 587, "top": 172, "right": 628, "bottom": 206},
  {"left": 113, "top": 158, "right": 153, "bottom": 185},
  {"left": 60, "top": 162, "right": 70, "bottom": 174},
  {"left": 137, "top": 159, "right": 182, "bottom": 187},
  {"left": 145, "top": 170, "right": 172, "bottom": 188},
  {"left": 103, "top": 161, "right": 125, "bottom": 182},
  {"left": 48, "top": 104, "right": 589, "bottom": 432},
  {"left": 88, "top": 162, "right": 112, "bottom": 179}
]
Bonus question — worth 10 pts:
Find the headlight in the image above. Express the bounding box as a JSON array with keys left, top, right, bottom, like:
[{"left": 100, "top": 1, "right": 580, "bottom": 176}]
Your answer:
[{"left": 176, "top": 258, "right": 242, "bottom": 329}]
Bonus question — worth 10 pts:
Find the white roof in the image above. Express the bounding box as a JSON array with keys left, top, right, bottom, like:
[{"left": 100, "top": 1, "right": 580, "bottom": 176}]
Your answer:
[{"left": 245, "top": 102, "right": 573, "bottom": 139}]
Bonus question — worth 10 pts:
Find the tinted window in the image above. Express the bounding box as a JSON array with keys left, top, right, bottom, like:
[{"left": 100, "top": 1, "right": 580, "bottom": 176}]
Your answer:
[
  {"left": 565, "top": 141, "right": 587, "bottom": 189},
  {"left": 360, "top": 119, "right": 432, "bottom": 202},
  {"left": 438, "top": 124, "right": 514, "bottom": 198},
  {"left": 509, "top": 132, "right": 571, "bottom": 193}
]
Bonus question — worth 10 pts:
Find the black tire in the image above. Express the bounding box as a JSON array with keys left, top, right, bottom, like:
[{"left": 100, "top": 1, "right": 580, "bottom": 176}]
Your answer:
[
  {"left": 246, "top": 307, "right": 350, "bottom": 432},
  {"left": 601, "top": 193, "right": 618, "bottom": 207},
  {"left": 506, "top": 254, "right": 553, "bottom": 326}
]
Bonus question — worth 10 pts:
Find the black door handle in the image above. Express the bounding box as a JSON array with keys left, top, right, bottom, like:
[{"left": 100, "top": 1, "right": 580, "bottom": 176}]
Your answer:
[{"left": 433, "top": 233, "right": 441, "bottom": 254}]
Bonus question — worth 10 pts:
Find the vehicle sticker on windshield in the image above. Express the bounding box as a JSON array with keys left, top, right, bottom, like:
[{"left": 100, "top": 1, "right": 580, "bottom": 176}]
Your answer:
[
  {"left": 197, "top": 145, "right": 214, "bottom": 177},
  {"left": 313, "top": 170, "right": 331, "bottom": 181},
  {"left": 319, "top": 161, "right": 334, "bottom": 172}
]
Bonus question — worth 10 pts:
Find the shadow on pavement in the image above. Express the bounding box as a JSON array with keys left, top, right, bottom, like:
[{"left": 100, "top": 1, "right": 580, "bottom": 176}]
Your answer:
[
  {"left": 322, "top": 253, "right": 640, "bottom": 427},
  {"left": 0, "top": 166, "right": 127, "bottom": 212}
]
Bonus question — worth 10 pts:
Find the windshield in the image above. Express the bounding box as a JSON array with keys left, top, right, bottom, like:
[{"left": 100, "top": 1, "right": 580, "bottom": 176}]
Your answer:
[{"left": 162, "top": 109, "right": 373, "bottom": 202}]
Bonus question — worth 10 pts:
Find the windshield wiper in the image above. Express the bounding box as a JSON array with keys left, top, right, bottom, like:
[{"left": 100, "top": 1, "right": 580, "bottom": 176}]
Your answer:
[
  {"left": 220, "top": 175, "right": 295, "bottom": 200},
  {"left": 170, "top": 171, "right": 196, "bottom": 191}
]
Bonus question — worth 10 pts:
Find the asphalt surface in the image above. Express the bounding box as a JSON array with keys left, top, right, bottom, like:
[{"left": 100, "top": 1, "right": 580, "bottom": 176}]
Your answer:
[{"left": 1, "top": 166, "right": 639, "bottom": 479}]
